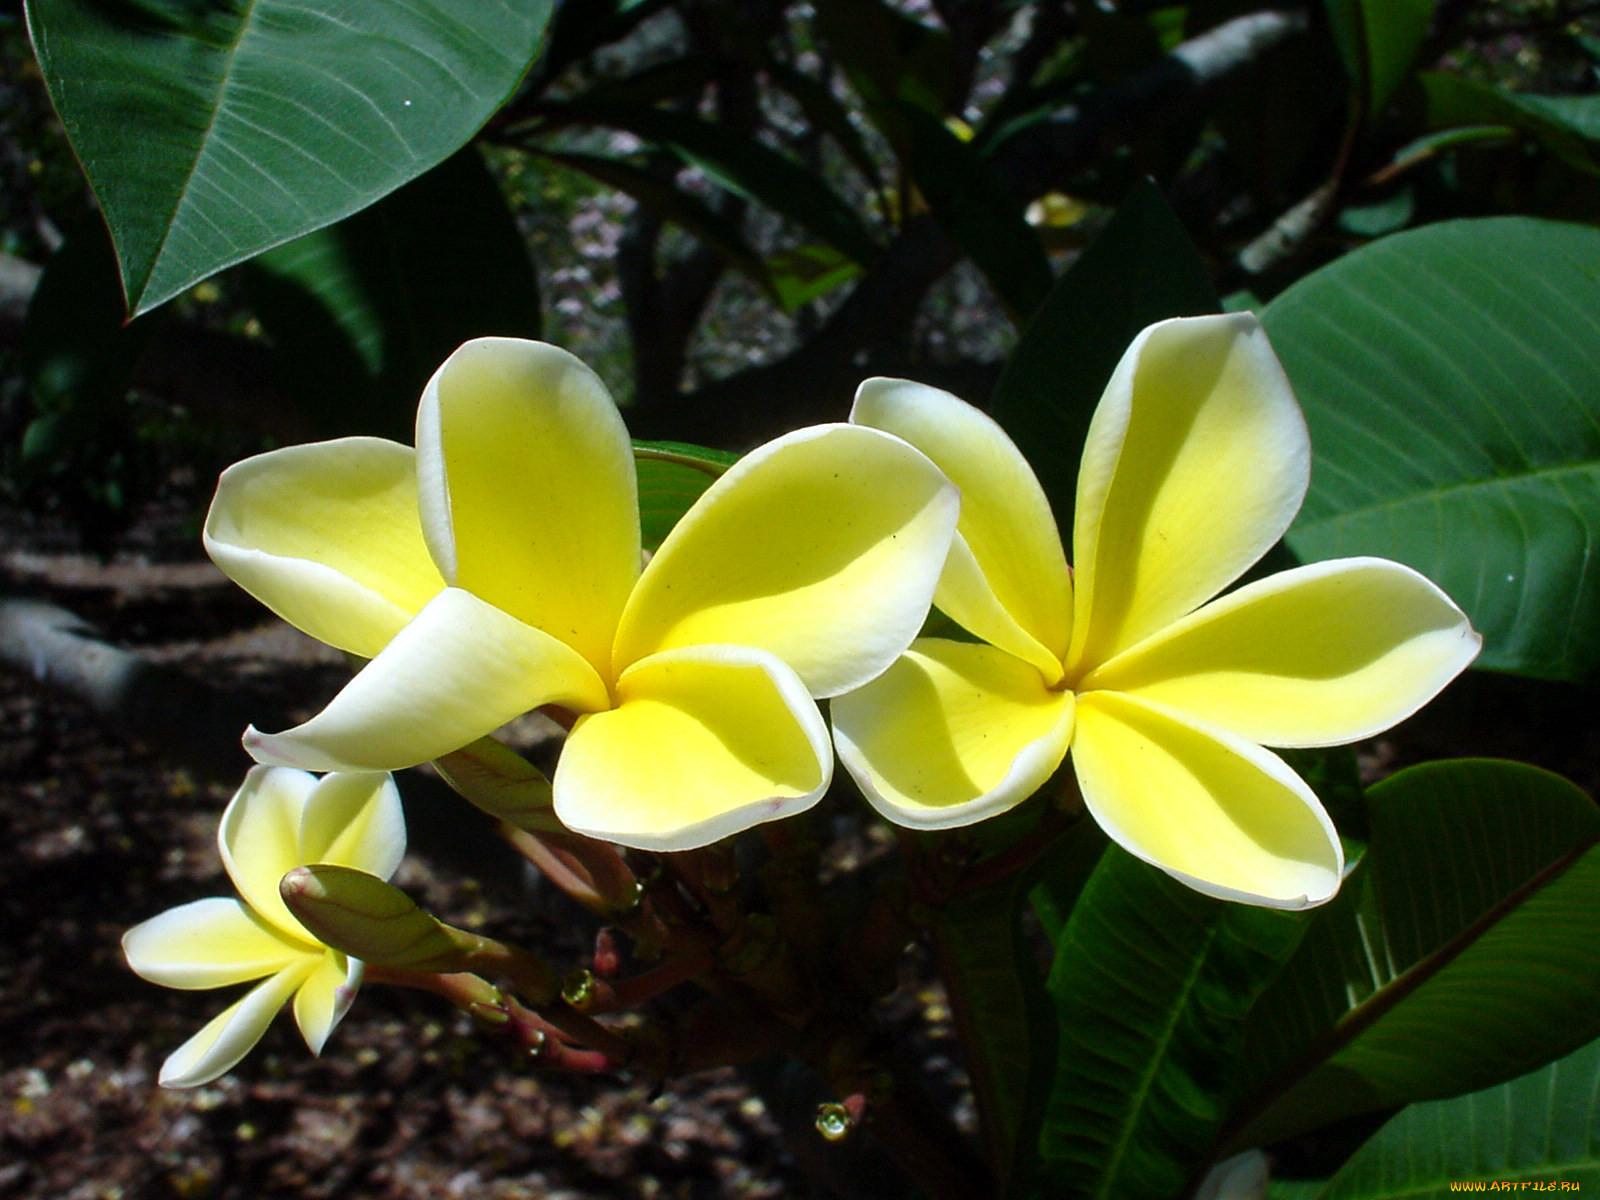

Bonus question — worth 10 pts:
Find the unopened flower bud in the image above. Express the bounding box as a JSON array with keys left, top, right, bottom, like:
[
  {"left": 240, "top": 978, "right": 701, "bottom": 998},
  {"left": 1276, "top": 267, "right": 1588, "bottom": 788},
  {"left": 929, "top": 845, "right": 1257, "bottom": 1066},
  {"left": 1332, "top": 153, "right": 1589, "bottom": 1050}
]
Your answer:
[
  {"left": 432, "top": 737, "right": 557, "bottom": 832},
  {"left": 281, "top": 864, "right": 480, "bottom": 971}
]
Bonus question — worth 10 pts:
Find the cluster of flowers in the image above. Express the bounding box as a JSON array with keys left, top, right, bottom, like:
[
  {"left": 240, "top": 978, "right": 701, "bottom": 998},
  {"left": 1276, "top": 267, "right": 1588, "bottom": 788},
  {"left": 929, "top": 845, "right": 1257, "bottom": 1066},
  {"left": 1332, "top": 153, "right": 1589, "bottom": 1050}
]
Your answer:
[{"left": 124, "top": 314, "right": 1479, "bottom": 1087}]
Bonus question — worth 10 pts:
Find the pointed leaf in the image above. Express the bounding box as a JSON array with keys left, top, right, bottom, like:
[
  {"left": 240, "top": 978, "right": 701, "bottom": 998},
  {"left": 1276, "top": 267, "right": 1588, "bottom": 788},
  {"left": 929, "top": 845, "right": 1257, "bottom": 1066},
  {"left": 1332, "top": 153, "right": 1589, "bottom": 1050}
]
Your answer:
[
  {"left": 1263, "top": 218, "right": 1600, "bottom": 681},
  {"left": 1325, "top": 0, "right": 1433, "bottom": 117},
  {"left": 1308, "top": 1035, "right": 1600, "bottom": 1196},
  {"left": 28, "top": 0, "right": 553, "bottom": 314},
  {"left": 1230, "top": 760, "right": 1600, "bottom": 1151},
  {"left": 1033, "top": 847, "right": 1311, "bottom": 1199}
]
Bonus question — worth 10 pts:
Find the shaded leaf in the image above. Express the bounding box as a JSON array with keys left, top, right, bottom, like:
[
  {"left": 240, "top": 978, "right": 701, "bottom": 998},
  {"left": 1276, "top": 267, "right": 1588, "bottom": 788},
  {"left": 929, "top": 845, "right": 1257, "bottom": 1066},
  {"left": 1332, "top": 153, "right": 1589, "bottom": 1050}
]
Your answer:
[
  {"left": 243, "top": 148, "right": 541, "bottom": 441},
  {"left": 894, "top": 103, "right": 1053, "bottom": 321},
  {"left": 1326, "top": 0, "right": 1434, "bottom": 117},
  {"left": 560, "top": 99, "right": 881, "bottom": 267},
  {"left": 1230, "top": 760, "right": 1600, "bottom": 1151},
  {"left": 1033, "top": 848, "right": 1310, "bottom": 1200},
  {"left": 1304, "top": 1035, "right": 1600, "bottom": 1196},
  {"left": 766, "top": 244, "right": 861, "bottom": 312},
  {"left": 1418, "top": 73, "right": 1600, "bottom": 176}
]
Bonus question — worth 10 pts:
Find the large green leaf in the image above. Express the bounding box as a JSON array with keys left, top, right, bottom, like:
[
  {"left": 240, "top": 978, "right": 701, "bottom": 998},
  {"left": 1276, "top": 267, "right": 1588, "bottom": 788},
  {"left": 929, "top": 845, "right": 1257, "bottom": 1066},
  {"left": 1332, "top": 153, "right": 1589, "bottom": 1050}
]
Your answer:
[
  {"left": 990, "top": 180, "right": 1217, "bottom": 526},
  {"left": 243, "top": 148, "right": 541, "bottom": 441},
  {"left": 1304, "top": 1035, "right": 1600, "bottom": 1196},
  {"left": 1262, "top": 218, "right": 1600, "bottom": 682},
  {"left": 28, "top": 0, "right": 552, "bottom": 315},
  {"left": 1230, "top": 760, "right": 1600, "bottom": 1152},
  {"left": 1032, "top": 849, "right": 1309, "bottom": 1200}
]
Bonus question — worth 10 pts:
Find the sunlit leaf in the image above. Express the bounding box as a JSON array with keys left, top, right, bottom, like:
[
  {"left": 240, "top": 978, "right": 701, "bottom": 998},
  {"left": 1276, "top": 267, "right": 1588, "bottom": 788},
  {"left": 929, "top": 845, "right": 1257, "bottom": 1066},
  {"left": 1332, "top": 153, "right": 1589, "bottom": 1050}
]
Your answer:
[
  {"left": 27, "top": 0, "right": 552, "bottom": 314},
  {"left": 1264, "top": 217, "right": 1600, "bottom": 681},
  {"left": 633, "top": 440, "right": 738, "bottom": 551}
]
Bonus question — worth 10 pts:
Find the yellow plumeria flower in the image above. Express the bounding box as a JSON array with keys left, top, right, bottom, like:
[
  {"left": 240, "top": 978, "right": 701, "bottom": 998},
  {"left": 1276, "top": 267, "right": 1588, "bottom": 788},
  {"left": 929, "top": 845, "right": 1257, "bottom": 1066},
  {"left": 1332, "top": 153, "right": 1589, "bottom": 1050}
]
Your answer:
[
  {"left": 204, "top": 338, "right": 958, "bottom": 850},
  {"left": 832, "top": 313, "right": 1481, "bottom": 909},
  {"left": 123, "top": 767, "right": 405, "bottom": 1087}
]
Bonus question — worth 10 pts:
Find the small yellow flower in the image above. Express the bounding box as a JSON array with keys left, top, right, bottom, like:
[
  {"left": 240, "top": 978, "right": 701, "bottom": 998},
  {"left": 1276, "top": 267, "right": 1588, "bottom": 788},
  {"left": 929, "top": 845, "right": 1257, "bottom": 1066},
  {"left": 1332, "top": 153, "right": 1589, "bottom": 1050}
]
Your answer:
[
  {"left": 832, "top": 313, "right": 1480, "bottom": 908},
  {"left": 204, "top": 339, "right": 958, "bottom": 849},
  {"left": 123, "top": 767, "right": 404, "bottom": 1087}
]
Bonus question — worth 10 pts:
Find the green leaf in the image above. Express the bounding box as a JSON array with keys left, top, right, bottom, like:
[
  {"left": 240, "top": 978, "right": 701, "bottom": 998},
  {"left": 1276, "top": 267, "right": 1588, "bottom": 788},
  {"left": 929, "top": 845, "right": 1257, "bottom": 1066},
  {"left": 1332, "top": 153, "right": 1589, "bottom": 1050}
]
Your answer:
[
  {"left": 812, "top": 0, "right": 954, "bottom": 127},
  {"left": 765, "top": 244, "right": 862, "bottom": 312},
  {"left": 1418, "top": 73, "right": 1600, "bottom": 176},
  {"left": 27, "top": 0, "right": 552, "bottom": 315},
  {"left": 990, "top": 180, "right": 1217, "bottom": 527},
  {"left": 1262, "top": 217, "right": 1600, "bottom": 682},
  {"left": 1306, "top": 1036, "right": 1600, "bottom": 1196},
  {"left": 929, "top": 873, "right": 1055, "bottom": 1198},
  {"left": 633, "top": 440, "right": 737, "bottom": 551},
  {"left": 1325, "top": 0, "right": 1433, "bottom": 117},
  {"left": 243, "top": 148, "right": 542, "bottom": 441},
  {"left": 16, "top": 222, "right": 165, "bottom": 524},
  {"left": 1230, "top": 760, "right": 1600, "bottom": 1152},
  {"left": 1033, "top": 848, "right": 1310, "bottom": 1200}
]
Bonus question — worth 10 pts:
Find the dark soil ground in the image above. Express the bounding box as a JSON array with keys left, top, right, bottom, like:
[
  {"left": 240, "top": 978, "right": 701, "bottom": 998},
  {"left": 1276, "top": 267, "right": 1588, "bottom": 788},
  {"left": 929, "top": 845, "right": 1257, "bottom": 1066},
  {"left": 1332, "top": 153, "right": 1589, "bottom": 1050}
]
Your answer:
[
  {"left": 0, "top": 518, "right": 829, "bottom": 1200},
  {"left": 2, "top": 507, "right": 1596, "bottom": 1200}
]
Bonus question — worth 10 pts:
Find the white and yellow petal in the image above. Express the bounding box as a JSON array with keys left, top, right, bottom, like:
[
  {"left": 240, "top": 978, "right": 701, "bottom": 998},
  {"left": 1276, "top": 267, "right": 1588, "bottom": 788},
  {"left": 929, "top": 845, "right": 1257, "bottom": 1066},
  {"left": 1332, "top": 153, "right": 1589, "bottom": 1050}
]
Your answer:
[
  {"left": 851, "top": 378, "right": 1072, "bottom": 682},
  {"left": 245, "top": 588, "right": 611, "bottom": 774},
  {"left": 293, "top": 951, "right": 362, "bottom": 1055},
  {"left": 613, "top": 424, "right": 959, "bottom": 697},
  {"left": 554, "top": 645, "right": 831, "bottom": 850},
  {"left": 1068, "top": 314, "right": 1309, "bottom": 674},
  {"left": 1071, "top": 691, "right": 1343, "bottom": 909},
  {"left": 832, "top": 639, "right": 1075, "bottom": 829},
  {"left": 416, "top": 338, "right": 640, "bottom": 674},
  {"left": 219, "top": 766, "right": 321, "bottom": 940},
  {"left": 123, "top": 897, "right": 305, "bottom": 989},
  {"left": 1085, "top": 557, "right": 1481, "bottom": 747},
  {"left": 297, "top": 772, "right": 406, "bottom": 881},
  {"left": 156, "top": 959, "right": 317, "bottom": 1088},
  {"left": 204, "top": 438, "right": 444, "bottom": 659}
]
